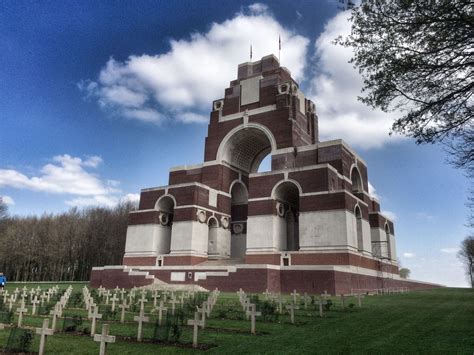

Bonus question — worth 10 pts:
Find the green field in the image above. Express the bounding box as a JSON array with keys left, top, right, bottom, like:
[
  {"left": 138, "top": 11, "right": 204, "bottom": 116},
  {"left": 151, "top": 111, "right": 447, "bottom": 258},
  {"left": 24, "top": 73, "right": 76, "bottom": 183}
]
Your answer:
[{"left": 0, "top": 283, "right": 473, "bottom": 354}]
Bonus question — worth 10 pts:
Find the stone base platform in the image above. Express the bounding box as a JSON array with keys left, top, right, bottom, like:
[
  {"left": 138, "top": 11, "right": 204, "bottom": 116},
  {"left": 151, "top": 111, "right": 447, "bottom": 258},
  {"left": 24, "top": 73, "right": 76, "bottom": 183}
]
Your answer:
[{"left": 90, "top": 263, "right": 441, "bottom": 294}]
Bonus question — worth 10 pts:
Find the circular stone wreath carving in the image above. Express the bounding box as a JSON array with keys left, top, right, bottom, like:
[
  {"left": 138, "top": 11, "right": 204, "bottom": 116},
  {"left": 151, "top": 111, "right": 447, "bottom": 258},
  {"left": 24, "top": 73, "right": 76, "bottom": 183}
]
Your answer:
[
  {"left": 196, "top": 209, "right": 207, "bottom": 223},
  {"left": 159, "top": 212, "right": 169, "bottom": 226},
  {"left": 232, "top": 223, "right": 243, "bottom": 235},
  {"left": 276, "top": 202, "right": 285, "bottom": 217},
  {"left": 220, "top": 216, "right": 230, "bottom": 229}
]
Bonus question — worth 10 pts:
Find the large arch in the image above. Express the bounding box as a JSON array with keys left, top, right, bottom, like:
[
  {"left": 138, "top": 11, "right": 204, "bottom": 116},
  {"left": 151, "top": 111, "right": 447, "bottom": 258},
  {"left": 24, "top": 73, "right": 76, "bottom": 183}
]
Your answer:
[
  {"left": 216, "top": 124, "right": 277, "bottom": 173},
  {"left": 273, "top": 181, "right": 300, "bottom": 251},
  {"left": 350, "top": 165, "right": 363, "bottom": 193}
]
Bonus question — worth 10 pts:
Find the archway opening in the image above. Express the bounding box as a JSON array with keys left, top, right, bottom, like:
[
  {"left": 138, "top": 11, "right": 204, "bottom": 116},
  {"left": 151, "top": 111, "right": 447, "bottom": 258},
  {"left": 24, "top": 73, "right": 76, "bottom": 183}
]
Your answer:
[
  {"left": 385, "top": 223, "right": 392, "bottom": 260},
  {"left": 355, "top": 205, "right": 363, "bottom": 251},
  {"left": 274, "top": 182, "right": 300, "bottom": 251},
  {"left": 156, "top": 196, "right": 175, "bottom": 256},
  {"left": 230, "top": 182, "right": 248, "bottom": 258},
  {"left": 218, "top": 127, "right": 273, "bottom": 173},
  {"left": 351, "top": 167, "right": 363, "bottom": 193},
  {"left": 207, "top": 217, "right": 219, "bottom": 258}
]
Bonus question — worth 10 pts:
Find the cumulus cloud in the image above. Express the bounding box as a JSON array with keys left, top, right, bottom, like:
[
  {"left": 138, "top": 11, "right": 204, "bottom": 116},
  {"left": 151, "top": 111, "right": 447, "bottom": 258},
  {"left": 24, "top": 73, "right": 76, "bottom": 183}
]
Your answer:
[
  {"left": 381, "top": 210, "right": 397, "bottom": 221},
  {"left": 123, "top": 193, "right": 140, "bottom": 203},
  {"left": 0, "top": 154, "right": 138, "bottom": 208},
  {"left": 368, "top": 181, "right": 379, "bottom": 200},
  {"left": 0, "top": 155, "right": 115, "bottom": 196},
  {"left": 81, "top": 4, "right": 309, "bottom": 126},
  {"left": 310, "top": 12, "right": 404, "bottom": 149},
  {"left": 403, "top": 252, "right": 416, "bottom": 258},
  {"left": 0, "top": 195, "right": 15, "bottom": 205},
  {"left": 440, "top": 248, "right": 459, "bottom": 254}
]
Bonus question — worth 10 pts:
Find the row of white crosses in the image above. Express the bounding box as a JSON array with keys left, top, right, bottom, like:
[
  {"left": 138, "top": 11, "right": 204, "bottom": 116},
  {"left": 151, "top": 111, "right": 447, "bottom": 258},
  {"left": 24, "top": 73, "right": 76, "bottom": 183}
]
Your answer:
[
  {"left": 237, "top": 289, "right": 262, "bottom": 334},
  {"left": 187, "top": 288, "right": 220, "bottom": 348}
]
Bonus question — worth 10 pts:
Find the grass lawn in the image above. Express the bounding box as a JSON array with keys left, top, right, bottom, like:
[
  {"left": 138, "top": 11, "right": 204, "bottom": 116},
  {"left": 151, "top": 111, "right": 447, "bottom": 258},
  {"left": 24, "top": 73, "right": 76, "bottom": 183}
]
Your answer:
[{"left": 0, "top": 284, "right": 472, "bottom": 354}]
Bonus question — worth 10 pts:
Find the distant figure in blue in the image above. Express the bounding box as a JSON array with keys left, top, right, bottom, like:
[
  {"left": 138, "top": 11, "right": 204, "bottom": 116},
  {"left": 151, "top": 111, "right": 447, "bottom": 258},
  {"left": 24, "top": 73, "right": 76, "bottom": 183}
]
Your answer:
[{"left": 0, "top": 273, "right": 6, "bottom": 288}]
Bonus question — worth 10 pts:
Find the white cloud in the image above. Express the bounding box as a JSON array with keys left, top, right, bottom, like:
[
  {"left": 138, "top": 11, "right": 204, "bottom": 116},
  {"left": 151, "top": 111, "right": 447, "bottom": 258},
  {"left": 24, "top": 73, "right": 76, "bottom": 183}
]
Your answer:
[
  {"left": 1, "top": 195, "right": 15, "bottom": 205},
  {"left": 0, "top": 154, "right": 131, "bottom": 208},
  {"left": 416, "top": 212, "right": 434, "bottom": 221},
  {"left": 381, "top": 210, "right": 397, "bottom": 221},
  {"left": 310, "top": 12, "right": 404, "bottom": 149},
  {"left": 440, "top": 248, "right": 459, "bottom": 254},
  {"left": 82, "top": 4, "right": 309, "bottom": 126},
  {"left": 122, "top": 193, "right": 140, "bottom": 203},
  {"left": 248, "top": 3, "right": 269, "bottom": 14},
  {"left": 65, "top": 195, "right": 119, "bottom": 208},
  {"left": 403, "top": 252, "right": 416, "bottom": 258},
  {"left": 0, "top": 155, "right": 117, "bottom": 196},
  {"left": 368, "top": 181, "right": 379, "bottom": 200}
]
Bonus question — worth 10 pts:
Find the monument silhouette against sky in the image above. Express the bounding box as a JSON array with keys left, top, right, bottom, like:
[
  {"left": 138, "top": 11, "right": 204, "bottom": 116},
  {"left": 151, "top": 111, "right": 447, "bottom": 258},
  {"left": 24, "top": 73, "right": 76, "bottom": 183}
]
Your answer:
[{"left": 91, "top": 55, "right": 438, "bottom": 293}]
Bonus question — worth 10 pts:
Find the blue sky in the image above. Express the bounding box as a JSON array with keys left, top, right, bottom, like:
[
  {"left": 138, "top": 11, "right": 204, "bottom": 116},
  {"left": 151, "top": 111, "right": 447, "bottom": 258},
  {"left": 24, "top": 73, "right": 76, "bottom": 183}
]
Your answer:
[{"left": 0, "top": 1, "right": 470, "bottom": 286}]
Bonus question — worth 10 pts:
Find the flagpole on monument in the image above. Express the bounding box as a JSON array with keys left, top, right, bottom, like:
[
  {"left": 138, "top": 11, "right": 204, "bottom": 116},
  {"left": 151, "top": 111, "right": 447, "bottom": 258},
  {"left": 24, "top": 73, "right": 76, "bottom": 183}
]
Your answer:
[
  {"left": 250, "top": 44, "right": 252, "bottom": 61},
  {"left": 278, "top": 35, "right": 281, "bottom": 63}
]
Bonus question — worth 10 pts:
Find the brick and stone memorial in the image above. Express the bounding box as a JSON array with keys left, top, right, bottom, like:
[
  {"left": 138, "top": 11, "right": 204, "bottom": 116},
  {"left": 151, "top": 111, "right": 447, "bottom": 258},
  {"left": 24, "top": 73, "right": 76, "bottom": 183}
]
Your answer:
[{"left": 90, "top": 54, "right": 432, "bottom": 295}]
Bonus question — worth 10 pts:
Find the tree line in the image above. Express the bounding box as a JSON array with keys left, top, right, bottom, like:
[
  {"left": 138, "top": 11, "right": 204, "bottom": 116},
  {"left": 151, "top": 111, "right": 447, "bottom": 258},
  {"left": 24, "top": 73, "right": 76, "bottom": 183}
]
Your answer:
[{"left": 0, "top": 201, "right": 136, "bottom": 282}]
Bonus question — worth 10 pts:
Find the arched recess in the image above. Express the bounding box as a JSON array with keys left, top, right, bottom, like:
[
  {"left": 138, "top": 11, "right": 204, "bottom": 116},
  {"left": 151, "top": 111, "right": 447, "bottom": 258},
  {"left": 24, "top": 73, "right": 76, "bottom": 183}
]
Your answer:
[
  {"left": 273, "top": 181, "right": 300, "bottom": 251},
  {"left": 155, "top": 195, "right": 175, "bottom": 255},
  {"left": 207, "top": 217, "right": 219, "bottom": 258},
  {"left": 217, "top": 124, "right": 277, "bottom": 173},
  {"left": 384, "top": 223, "right": 392, "bottom": 260},
  {"left": 350, "top": 165, "right": 363, "bottom": 193},
  {"left": 230, "top": 181, "right": 248, "bottom": 258},
  {"left": 354, "top": 205, "right": 363, "bottom": 251}
]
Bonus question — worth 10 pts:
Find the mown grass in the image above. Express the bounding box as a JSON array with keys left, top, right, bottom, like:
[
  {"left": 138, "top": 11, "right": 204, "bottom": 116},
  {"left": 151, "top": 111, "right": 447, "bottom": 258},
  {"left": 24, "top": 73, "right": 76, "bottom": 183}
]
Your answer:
[{"left": 0, "top": 284, "right": 472, "bottom": 354}]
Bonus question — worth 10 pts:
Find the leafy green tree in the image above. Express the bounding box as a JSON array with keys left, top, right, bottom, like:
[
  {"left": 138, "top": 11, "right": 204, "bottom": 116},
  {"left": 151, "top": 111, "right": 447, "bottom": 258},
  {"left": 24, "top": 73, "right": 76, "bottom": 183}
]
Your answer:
[
  {"left": 458, "top": 236, "right": 474, "bottom": 288},
  {"left": 399, "top": 268, "right": 411, "bottom": 279},
  {"left": 338, "top": 0, "right": 473, "bottom": 172}
]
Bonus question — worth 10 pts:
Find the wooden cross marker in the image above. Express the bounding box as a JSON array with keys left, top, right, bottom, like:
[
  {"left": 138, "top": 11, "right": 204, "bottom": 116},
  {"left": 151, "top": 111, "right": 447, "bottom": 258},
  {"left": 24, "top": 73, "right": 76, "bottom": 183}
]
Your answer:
[
  {"left": 277, "top": 295, "right": 284, "bottom": 314},
  {"left": 196, "top": 304, "right": 206, "bottom": 329},
  {"left": 340, "top": 294, "right": 347, "bottom": 311},
  {"left": 90, "top": 305, "right": 103, "bottom": 336},
  {"left": 316, "top": 298, "right": 326, "bottom": 317},
  {"left": 322, "top": 290, "right": 330, "bottom": 299},
  {"left": 246, "top": 303, "right": 261, "bottom": 335},
  {"left": 302, "top": 293, "right": 310, "bottom": 309},
  {"left": 355, "top": 293, "right": 365, "bottom": 308},
  {"left": 119, "top": 299, "right": 129, "bottom": 323},
  {"left": 110, "top": 294, "right": 119, "bottom": 312},
  {"left": 263, "top": 289, "right": 271, "bottom": 300},
  {"left": 36, "top": 318, "right": 54, "bottom": 355},
  {"left": 50, "top": 303, "right": 61, "bottom": 331},
  {"left": 187, "top": 312, "right": 204, "bottom": 348},
  {"left": 119, "top": 288, "right": 126, "bottom": 301},
  {"left": 290, "top": 290, "right": 300, "bottom": 305},
  {"left": 39, "top": 293, "right": 47, "bottom": 306},
  {"left": 154, "top": 301, "right": 167, "bottom": 326},
  {"left": 138, "top": 293, "right": 148, "bottom": 308},
  {"left": 133, "top": 304, "right": 150, "bottom": 342},
  {"left": 286, "top": 303, "right": 299, "bottom": 324},
  {"left": 2, "top": 290, "right": 8, "bottom": 304},
  {"left": 105, "top": 290, "right": 111, "bottom": 305},
  {"left": 31, "top": 295, "right": 40, "bottom": 315},
  {"left": 8, "top": 296, "right": 14, "bottom": 312},
  {"left": 152, "top": 290, "right": 159, "bottom": 308},
  {"left": 16, "top": 299, "right": 28, "bottom": 327},
  {"left": 94, "top": 323, "right": 116, "bottom": 355},
  {"left": 169, "top": 297, "right": 179, "bottom": 316}
]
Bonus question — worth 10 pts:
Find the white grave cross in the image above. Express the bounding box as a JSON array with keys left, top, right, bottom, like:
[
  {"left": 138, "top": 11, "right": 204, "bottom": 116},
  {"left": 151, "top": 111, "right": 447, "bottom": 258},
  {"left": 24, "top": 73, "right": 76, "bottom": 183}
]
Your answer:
[
  {"left": 36, "top": 318, "right": 54, "bottom": 355},
  {"left": 94, "top": 323, "right": 116, "bottom": 355}
]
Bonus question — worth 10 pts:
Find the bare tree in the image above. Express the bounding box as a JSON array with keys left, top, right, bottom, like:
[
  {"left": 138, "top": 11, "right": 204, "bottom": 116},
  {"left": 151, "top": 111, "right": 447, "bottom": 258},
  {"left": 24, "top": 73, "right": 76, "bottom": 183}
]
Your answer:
[{"left": 458, "top": 236, "right": 474, "bottom": 288}]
